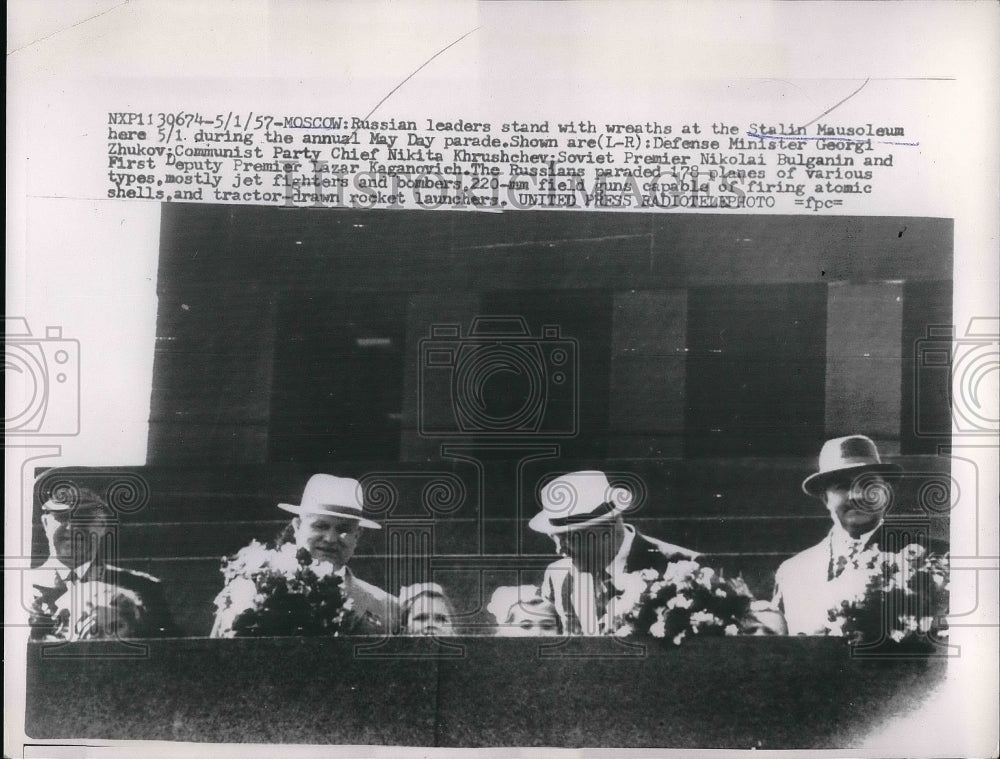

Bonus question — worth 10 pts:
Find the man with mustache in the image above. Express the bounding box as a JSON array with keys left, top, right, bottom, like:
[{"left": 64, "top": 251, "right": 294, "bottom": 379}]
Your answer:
[
  {"left": 772, "top": 434, "right": 947, "bottom": 634},
  {"left": 28, "top": 484, "right": 177, "bottom": 640}
]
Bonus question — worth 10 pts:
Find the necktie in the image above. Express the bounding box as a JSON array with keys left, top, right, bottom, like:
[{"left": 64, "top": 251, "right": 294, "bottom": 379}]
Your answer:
[
  {"left": 848, "top": 541, "right": 861, "bottom": 568},
  {"left": 561, "top": 569, "right": 618, "bottom": 635},
  {"left": 832, "top": 539, "right": 863, "bottom": 579}
]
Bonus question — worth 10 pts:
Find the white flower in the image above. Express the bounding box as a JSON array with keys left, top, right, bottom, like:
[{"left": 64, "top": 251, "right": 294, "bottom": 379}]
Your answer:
[
  {"left": 638, "top": 568, "right": 660, "bottom": 583},
  {"left": 226, "top": 576, "right": 259, "bottom": 612},
  {"left": 689, "top": 610, "right": 718, "bottom": 629},
  {"left": 696, "top": 567, "right": 716, "bottom": 589},
  {"left": 224, "top": 540, "right": 270, "bottom": 579},
  {"left": 617, "top": 572, "right": 651, "bottom": 610},
  {"left": 825, "top": 617, "right": 846, "bottom": 637},
  {"left": 858, "top": 546, "right": 881, "bottom": 570},
  {"left": 714, "top": 588, "right": 729, "bottom": 598},
  {"left": 894, "top": 544, "right": 934, "bottom": 583},
  {"left": 310, "top": 558, "right": 337, "bottom": 579},
  {"left": 665, "top": 560, "right": 700, "bottom": 584},
  {"left": 725, "top": 624, "right": 739, "bottom": 636},
  {"left": 666, "top": 594, "right": 693, "bottom": 610},
  {"left": 269, "top": 543, "right": 302, "bottom": 575},
  {"left": 672, "top": 630, "right": 686, "bottom": 646},
  {"left": 649, "top": 618, "right": 666, "bottom": 638}
]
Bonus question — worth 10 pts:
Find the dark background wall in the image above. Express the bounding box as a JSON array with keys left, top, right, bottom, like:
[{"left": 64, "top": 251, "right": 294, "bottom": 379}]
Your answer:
[
  {"left": 149, "top": 206, "right": 952, "bottom": 464},
  {"left": 92, "top": 206, "right": 957, "bottom": 635}
]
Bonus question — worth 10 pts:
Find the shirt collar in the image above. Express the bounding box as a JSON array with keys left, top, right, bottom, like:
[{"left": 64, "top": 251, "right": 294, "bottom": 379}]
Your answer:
[{"left": 830, "top": 522, "right": 881, "bottom": 554}]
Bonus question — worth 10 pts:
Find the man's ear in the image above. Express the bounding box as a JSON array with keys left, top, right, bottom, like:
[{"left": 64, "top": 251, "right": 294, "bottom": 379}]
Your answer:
[{"left": 292, "top": 516, "right": 302, "bottom": 530}]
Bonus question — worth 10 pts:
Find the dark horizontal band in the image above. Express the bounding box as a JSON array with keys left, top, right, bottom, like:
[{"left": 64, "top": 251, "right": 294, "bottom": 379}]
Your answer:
[
  {"left": 547, "top": 501, "right": 617, "bottom": 528},
  {"left": 301, "top": 506, "right": 369, "bottom": 518}
]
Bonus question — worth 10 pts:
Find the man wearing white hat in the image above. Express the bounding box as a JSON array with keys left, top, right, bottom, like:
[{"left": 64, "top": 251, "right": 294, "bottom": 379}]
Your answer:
[
  {"left": 772, "top": 434, "right": 946, "bottom": 634},
  {"left": 275, "top": 474, "right": 399, "bottom": 633},
  {"left": 530, "top": 470, "right": 699, "bottom": 636},
  {"left": 27, "top": 484, "right": 177, "bottom": 640}
]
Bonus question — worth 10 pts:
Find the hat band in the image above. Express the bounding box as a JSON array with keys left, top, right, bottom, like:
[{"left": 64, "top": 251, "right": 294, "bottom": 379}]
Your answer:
[
  {"left": 547, "top": 501, "right": 617, "bottom": 528},
  {"left": 301, "top": 503, "right": 367, "bottom": 518}
]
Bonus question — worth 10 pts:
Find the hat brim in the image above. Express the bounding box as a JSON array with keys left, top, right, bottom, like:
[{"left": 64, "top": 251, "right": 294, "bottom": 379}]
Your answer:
[
  {"left": 40, "top": 499, "right": 109, "bottom": 515},
  {"left": 277, "top": 503, "right": 381, "bottom": 530},
  {"left": 802, "top": 463, "right": 903, "bottom": 496},
  {"left": 528, "top": 502, "right": 627, "bottom": 535}
]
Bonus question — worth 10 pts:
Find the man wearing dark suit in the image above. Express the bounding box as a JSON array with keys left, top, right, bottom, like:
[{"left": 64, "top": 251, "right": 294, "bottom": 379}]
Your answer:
[
  {"left": 772, "top": 434, "right": 948, "bottom": 634},
  {"left": 28, "top": 485, "right": 177, "bottom": 640},
  {"left": 530, "top": 470, "right": 699, "bottom": 636}
]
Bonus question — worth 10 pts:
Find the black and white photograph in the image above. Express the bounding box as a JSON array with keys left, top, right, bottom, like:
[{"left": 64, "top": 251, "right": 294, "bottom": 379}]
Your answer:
[
  {"left": 5, "top": 2, "right": 998, "bottom": 757},
  {"left": 19, "top": 206, "right": 962, "bottom": 746}
]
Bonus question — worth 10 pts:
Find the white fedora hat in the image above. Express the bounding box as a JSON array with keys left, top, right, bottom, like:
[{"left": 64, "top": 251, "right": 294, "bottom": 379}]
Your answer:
[
  {"left": 802, "top": 435, "right": 902, "bottom": 496},
  {"left": 528, "top": 470, "right": 632, "bottom": 535},
  {"left": 277, "top": 474, "right": 381, "bottom": 529}
]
